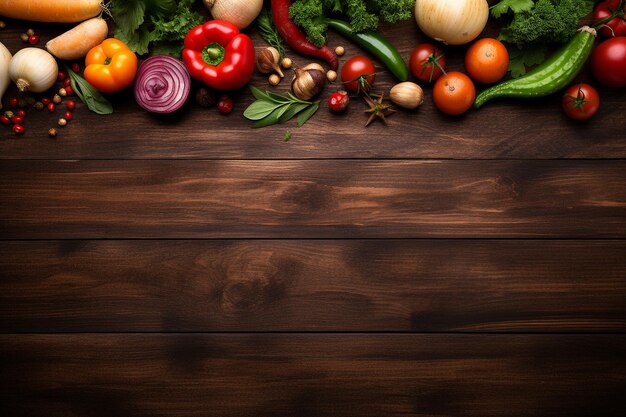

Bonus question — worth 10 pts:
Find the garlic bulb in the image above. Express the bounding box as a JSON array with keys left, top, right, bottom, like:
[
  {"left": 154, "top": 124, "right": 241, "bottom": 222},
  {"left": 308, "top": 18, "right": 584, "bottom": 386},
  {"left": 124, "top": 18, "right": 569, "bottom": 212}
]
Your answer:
[
  {"left": 390, "top": 82, "right": 424, "bottom": 109},
  {"left": 291, "top": 63, "right": 326, "bottom": 100},
  {"left": 9, "top": 48, "right": 58, "bottom": 93},
  {"left": 0, "top": 42, "right": 12, "bottom": 110},
  {"left": 204, "top": 0, "right": 263, "bottom": 29},
  {"left": 415, "top": 0, "right": 489, "bottom": 45}
]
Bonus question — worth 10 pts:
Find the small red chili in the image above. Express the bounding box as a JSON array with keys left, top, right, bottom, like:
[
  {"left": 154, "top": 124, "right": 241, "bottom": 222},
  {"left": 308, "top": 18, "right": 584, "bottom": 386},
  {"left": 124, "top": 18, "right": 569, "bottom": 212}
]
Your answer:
[
  {"left": 65, "top": 86, "right": 74, "bottom": 95},
  {"left": 217, "top": 95, "right": 233, "bottom": 115},
  {"left": 28, "top": 35, "right": 40, "bottom": 45},
  {"left": 71, "top": 63, "right": 81, "bottom": 73},
  {"left": 66, "top": 100, "right": 76, "bottom": 111},
  {"left": 0, "top": 115, "right": 10, "bottom": 125},
  {"left": 57, "top": 71, "right": 67, "bottom": 81},
  {"left": 64, "top": 111, "right": 73, "bottom": 121},
  {"left": 47, "top": 103, "right": 56, "bottom": 112},
  {"left": 11, "top": 116, "right": 24, "bottom": 124},
  {"left": 328, "top": 90, "right": 350, "bottom": 112},
  {"left": 41, "top": 98, "right": 51, "bottom": 105},
  {"left": 17, "top": 110, "right": 26, "bottom": 118},
  {"left": 12, "top": 124, "right": 25, "bottom": 135},
  {"left": 8, "top": 97, "right": 19, "bottom": 107}
]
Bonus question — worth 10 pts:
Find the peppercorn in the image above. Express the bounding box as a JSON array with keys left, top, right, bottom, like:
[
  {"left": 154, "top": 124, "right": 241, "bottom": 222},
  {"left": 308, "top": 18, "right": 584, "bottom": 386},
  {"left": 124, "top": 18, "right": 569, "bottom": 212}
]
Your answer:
[
  {"left": 58, "top": 118, "right": 67, "bottom": 127},
  {"left": 0, "top": 21, "right": 6, "bottom": 29},
  {"left": 47, "top": 103, "right": 56, "bottom": 112},
  {"left": 8, "top": 97, "right": 18, "bottom": 107},
  {"left": 58, "top": 88, "right": 67, "bottom": 97},
  {"left": 26, "top": 28, "right": 35, "bottom": 36},
  {"left": 48, "top": 128, "right": 58, "bottom": 138},
  {"left": 217, "top": 95, "right": 234, "bottom": 115},
  {"left": 12, "top": 124, "right": 25, "bottom": 135},
  {"left": 0, "top": 115, "right": 10, "bottom": 125},
  {"left": 281, "top": 57, "right": 293, "bottom": 69},
  {"left": 17, "top": 110, "right": 26, "bottom": 118},
  {"left": 65, "top": 86, "right": 74, "bottom": 96},
  {"left": 66, "top": 100, "right": 76, "bottom": 111},
  {"left": 34, "top": 102, "right": 44, "bottom": 111},
  {"left": 335, "top": 46, "right": 345, "bottom": 56},
  {"left": 57, "top": 71, "right": 67, "bottom": 81},
  {"left": 28, "top": 35, "right": 40, "bottom": 45},
  {"left": 195, "top": 88, "right": 218, "bottom": 108},
  {"left": 71, "top": 63, "right": 80, "bottom": 73},
  {"left": 64, "top": 78, "right": 71, "bottom": 87},
  {"left": 268, "top": 74, "right": 281, "bottom": 86},
  {"left": 41, "top": 98, "right": 51, "bottom": 105},
  {"left": 11, "top": 116, "right": 24, "bottom": 125},
  {"left": 327, "top": 70, "right": 338, "bottom": 82},
  {"left": 64, "top": 111, "right": 73, "bottom": 121},
  {"left": 20, "top": 33, "right": 29, "bottom": 42},
  {"left": 4, "top": 110, "right": 14, "bottom": 119},
  {"left": 25, "top": 96, "right": 36, "bottom": 106},
  {"left": 52, "top": 94, "right": 62, "bottom": 104}
]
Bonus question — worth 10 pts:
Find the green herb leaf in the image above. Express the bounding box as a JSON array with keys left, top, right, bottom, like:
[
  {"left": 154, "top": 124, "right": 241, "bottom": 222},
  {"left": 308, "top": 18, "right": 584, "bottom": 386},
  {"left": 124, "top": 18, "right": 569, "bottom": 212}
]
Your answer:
[
  {"left": 297, "top": 102, "right": 320, "bottom": 127},
  {"left": 278, "top": 103, "right": 309, "bottom": 123},
  {"left": 507, "top": 45, "right": 547, "bottom": 78},
  {"left": 66, "top": 67, "right": 113, "bottom": 115},
  {"left": 243, "top": 101, "right": 282, "bottom": 120},
  {"left": 284, "top": 130, "right": 293, "bottom": 142},
  {"left": 491, "top": 0, "right": 534, "bottom": 19},
  {"left": 256, "top": 8, "right": 286, "bottom": 58}
]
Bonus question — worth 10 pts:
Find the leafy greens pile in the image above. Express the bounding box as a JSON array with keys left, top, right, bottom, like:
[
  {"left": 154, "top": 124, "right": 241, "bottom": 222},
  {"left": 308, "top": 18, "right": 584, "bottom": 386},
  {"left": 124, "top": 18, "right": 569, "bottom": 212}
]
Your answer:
[
  {"left": 289, "top": 0, "right": 414, "bottom": 47},
  {"left": 110, "top": 0, "right": 203, "bottom": 57},
  {"left": 491, "top": 0, "right": 595, "bottom": 77}
]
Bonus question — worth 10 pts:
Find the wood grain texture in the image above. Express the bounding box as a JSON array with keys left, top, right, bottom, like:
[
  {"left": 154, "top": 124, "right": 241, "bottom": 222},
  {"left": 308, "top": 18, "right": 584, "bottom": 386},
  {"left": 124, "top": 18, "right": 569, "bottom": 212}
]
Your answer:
[
  {"left": 1, "top": 240, "right": 625, "bottom": 333},
  {"left": 0, "top": 21, "right": 624, "bottom": 159},
  {"left": 1, "top": 334, "right": 625, "bottom": 417},
  {"left": 1, "top": 160, "right": 625, "bottom": 238}
]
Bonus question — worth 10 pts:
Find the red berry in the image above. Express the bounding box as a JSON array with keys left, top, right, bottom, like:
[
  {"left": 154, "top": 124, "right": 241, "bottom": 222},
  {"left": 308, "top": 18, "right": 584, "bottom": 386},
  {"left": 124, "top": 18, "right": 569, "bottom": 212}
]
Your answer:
[
  {"left": 28, "top": 35, "right": 40, "bottom": 45},
  {"left": 66, "top": 100, "right": 76, "bottom": 111},
  {"left": 12, "top": 124, "right": 25, "bottom": 135},
  {"left": 64, "top": 111, "right": 73, "bottom": 121},
  {"left": 0, "top": 115, "right": 10, "bottom": 125},
  {"left": 41, "top": 98, "right": 51, "bottom": 105},
  {"left": 64, "top": 78, "right": 71, "bottom": 87},
  {"left": 57, "top": 71, "right": 67, "bottom": 81},
  {"left": 47, "top": 103, "right": 56, "bottom": 112},
  {"left": 217, "top": 95, "right": 233, "bottom": 115},
  {"left": 8, "top": 97, "right": 19, "bottom": 107},
  {"left": 71, "top": 63, "right": 80, "bottom": 73},
  {"left": 11, "top": 116, "right": 24, "bottom": 124},
  {"left": 64, "top": 86, "right": 74, "bottom": 96},
  {"left": 17, "top": 110, "right": 26, "bottom": 118},
  {"left": 328, "top": 90, "right": 350, "bottom": 112}
]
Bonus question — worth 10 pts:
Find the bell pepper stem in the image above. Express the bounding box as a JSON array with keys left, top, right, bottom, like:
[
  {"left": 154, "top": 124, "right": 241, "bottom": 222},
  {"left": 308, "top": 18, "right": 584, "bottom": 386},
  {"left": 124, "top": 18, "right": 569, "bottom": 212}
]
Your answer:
[{"left": 203, "top": 43, "right": 225, "bottom": 66}]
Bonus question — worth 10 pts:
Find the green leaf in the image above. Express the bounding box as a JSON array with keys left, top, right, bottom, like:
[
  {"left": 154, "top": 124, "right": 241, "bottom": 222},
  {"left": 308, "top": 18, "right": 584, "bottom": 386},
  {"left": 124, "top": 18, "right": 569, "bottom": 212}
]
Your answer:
[
  {"left": 244, "top": 101, "right": 282, "bottom": 121},
  {"left": 252, "top": 106, "right": 285, "bottom": 128},
  {"left": 491, "top": 0, "right": 534, "bottom": 18},
  {"left": 297, "top": 102, "right": 319, "bottom": 127},
  {"left": 284, "top": 130, "right": 293, "bottom": 142},
  {"left": 507, "top": 45, "right": 547, "bottom": 78},
  {"left": 66, "top": 68, "right": 113, "bottom": 115},
  {"left": 278, "top": 103, "right": 309, "bottom": 123}
]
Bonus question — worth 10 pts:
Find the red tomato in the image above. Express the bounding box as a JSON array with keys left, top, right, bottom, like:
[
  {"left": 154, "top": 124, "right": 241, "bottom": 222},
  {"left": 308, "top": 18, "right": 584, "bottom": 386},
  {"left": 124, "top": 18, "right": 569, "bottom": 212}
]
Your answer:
[
  {"left": 341, "top": 56, "right": 376, "bottom": 93},
  {"left": 464, "top": 38, "right": 509, "bottom": 84},
  {"left": 409, "top": 43, "right": 447, "bottom": 83},
  {"left": 593, "top": 0, "right": 626, "bottom": 38},
  {"left": 591, "top": 37, "right": 626, "bottom": 87},
  {"left": 562, "top": 83, "right": 600, "bottom": 121},
  {"left": 433, "top": 72, "right": 476, "bottom": 116}
]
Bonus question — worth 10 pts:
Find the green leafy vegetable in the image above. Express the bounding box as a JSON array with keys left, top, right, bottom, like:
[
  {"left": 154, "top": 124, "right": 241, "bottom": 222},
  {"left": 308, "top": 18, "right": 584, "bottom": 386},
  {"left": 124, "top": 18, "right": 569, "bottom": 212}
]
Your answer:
[
  {"left": 289, "top": 0, "right": 414, "bottom": 47},
  {"left": 244, "top": 86, "right": 320, "bottom": 129},
  {"left": 284, "top": 130, "right": 293, "bottom": 141},
  {"left": 256, "top": 8, "right": 286, "bottom": 58},
  {"left": 111, "top": 0, "right": 203, "bottom": 57},
  {"left": 66, "top": 67, "right": 113, "bottom": 115},
  {"left": 491, "top": 0, "right": 594, "bottom": 77}
]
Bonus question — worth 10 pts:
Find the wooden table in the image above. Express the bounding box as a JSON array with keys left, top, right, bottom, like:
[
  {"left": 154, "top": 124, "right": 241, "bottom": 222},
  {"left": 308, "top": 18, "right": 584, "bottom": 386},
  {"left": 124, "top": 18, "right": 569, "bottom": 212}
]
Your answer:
[{"left": 1, "top": 16, "right": 625, "bottom": 417}]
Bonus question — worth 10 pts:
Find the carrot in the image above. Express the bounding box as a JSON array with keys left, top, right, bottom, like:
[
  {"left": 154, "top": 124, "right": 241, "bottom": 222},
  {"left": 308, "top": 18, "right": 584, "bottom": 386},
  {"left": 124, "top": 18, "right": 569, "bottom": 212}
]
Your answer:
[
  {"left": 47, "top": 17, "right": 108, "bottom": 60},
  {"left": 0, "top": 0, "right": 102, "bottom": 23}
]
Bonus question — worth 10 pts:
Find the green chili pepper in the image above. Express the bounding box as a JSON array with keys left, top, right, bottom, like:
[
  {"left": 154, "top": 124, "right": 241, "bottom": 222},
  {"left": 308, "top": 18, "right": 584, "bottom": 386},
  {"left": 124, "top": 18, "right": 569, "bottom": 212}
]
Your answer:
[
  {"left": 474, "top": 26, "right": 597, "bottom": 109},
  {"left": 326, "top": 18, "right": 408, "bottom": 82}
]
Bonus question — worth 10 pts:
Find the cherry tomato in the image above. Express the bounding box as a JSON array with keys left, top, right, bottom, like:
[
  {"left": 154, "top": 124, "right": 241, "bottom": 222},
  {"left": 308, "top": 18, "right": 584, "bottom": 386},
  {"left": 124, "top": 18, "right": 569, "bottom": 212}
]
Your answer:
[
  {"left": 341, "top": 56, "right": 376, "bottom": 93},
  {"left": 409, "top": 43, "right": 447, "bottom": 83},
  {"left": 217, "top": 95, "right": 233, "bottom": 115},
  {"left": 562, "top": 83, "right": 600, "bottom": 121},
  {"left": 593, "top": 0, "right": 626, "bottom": 38},
  {"left": 433, "top": 72, "right": 476, "bottom": 116},
  {"left": 591, "top": 36, "right": 626, "bottom": 87},
  {"left": 465, "top": 38, "right": 509, "bottom": 84},
  {"left": 328, "top": 90, "right": 350, "bottom": 112}
]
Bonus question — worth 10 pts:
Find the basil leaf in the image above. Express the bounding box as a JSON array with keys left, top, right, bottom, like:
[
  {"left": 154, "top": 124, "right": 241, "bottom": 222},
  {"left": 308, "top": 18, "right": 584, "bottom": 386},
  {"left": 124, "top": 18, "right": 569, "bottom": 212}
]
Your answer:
[
  {"left": 278, "top": 103, "right": 308, "bottom": 124},
  {"left": 66, "top": 67, "right": 113, "bottom": 115},
  {"left": 252, "top": 105, "right": 287, "bottom": 128},
  {"left": 250, "top": 86, "right": 273, "bottom": 102},
  {"left": 244, "top": 100, "right": 282, "bottom": 120},
  {"left": 297, "top": 102, "right": 319, "bottom": 127}
]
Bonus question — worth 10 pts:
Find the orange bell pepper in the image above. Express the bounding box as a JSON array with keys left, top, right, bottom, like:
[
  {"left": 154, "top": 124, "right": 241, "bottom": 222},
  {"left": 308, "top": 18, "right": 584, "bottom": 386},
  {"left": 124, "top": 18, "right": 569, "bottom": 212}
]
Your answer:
[{"left": 84, "top": 39, "right": 138, "bottom": 93}]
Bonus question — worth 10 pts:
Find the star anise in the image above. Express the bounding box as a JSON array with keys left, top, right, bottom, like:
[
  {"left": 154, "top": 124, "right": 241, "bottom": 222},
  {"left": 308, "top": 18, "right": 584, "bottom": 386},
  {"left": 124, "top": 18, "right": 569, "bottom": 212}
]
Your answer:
[{"left": 363, "top": 93, "right": 396, "bottom": 127}]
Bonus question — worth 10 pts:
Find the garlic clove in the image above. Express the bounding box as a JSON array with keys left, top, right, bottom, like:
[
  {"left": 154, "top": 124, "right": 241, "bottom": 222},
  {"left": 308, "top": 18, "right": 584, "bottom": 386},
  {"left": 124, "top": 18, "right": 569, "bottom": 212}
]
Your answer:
[
  {"left": 390, "top": 82, "right": 425, "bottom": 110},
  {"left": 257, "top": 47, "right": 284, "bottom": 77}
]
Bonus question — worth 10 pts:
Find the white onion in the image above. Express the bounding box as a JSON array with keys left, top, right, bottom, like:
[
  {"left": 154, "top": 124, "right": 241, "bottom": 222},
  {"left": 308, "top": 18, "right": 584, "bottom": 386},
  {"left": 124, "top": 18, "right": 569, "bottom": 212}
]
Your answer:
[
  {"left": 415, "top": 0, "right": 489, "bottom": 45},
  {"left": 0, "top": 42, "right": 12, "bottom": 110},
  {"left": 204, "top": 0, "right": 263, "bottom": 29},
  {"left": 9, "top": 48, "right": 58, "bottom": 93}
]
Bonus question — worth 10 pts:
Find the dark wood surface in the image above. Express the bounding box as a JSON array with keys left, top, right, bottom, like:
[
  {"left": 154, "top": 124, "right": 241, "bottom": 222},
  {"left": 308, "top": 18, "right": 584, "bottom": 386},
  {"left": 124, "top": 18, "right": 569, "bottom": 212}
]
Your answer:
[{"left": 1, "top": 11, "right": 625, "bottom": 417}]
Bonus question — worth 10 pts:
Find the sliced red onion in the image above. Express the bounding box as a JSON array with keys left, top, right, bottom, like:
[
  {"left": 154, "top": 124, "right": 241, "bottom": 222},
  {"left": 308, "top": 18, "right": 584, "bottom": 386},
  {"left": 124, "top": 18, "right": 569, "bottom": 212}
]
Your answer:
[{"left": 134, "top": 55, "right": 191, "bottom": 114}]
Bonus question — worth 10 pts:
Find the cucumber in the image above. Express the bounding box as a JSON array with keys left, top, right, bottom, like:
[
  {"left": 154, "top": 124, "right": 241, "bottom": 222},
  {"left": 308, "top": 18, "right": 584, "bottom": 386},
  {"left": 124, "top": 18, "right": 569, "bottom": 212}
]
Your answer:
[{"left": 474, "top": 27, "right": 597, "bottom": 108}]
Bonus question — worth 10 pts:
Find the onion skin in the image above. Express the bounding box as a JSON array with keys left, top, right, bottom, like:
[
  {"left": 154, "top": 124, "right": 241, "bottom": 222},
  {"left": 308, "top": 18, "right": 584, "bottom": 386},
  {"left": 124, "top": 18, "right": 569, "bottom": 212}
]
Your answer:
[
  {"left": 415, "top": 0, "right": 489, "bottom": 45},
  {"left": 134, "top": 56, "right": 191, "bottom": 114},
  {"left": 204, "top": 0, "right": 263, "bottom": 29}
]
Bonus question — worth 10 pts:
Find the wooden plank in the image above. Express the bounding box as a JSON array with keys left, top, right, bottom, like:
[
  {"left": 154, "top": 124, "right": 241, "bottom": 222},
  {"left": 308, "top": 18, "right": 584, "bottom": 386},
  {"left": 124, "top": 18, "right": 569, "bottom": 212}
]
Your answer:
[
  {"left": 1, "top": 160, "right": 626, "bottom": 238},
  {"left": 1, "top": 334, "right": 625, "bottom": 417},
  {"left": 1, "top": 240, "right": 625, "bottom": 333},
  {"left": 1, "top": 21, "right": 624, "bottom": 159}
]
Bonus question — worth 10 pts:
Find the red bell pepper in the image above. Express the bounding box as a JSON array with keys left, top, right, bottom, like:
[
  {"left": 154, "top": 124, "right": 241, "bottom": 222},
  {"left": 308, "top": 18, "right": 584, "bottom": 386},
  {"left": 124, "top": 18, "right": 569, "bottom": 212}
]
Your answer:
[{"left": 182, "top": 20, "right": 255, "bottom": 91}]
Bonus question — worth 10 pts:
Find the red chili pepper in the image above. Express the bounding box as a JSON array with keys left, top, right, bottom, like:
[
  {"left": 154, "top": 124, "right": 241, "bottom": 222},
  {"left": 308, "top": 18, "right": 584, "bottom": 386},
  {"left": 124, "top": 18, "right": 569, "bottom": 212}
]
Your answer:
[
  {"left": 182, "top": 20, "right": 255, "bottom": 91},
  {"left": 272, "top": 0, "right": 338, "bottom": 70}
]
